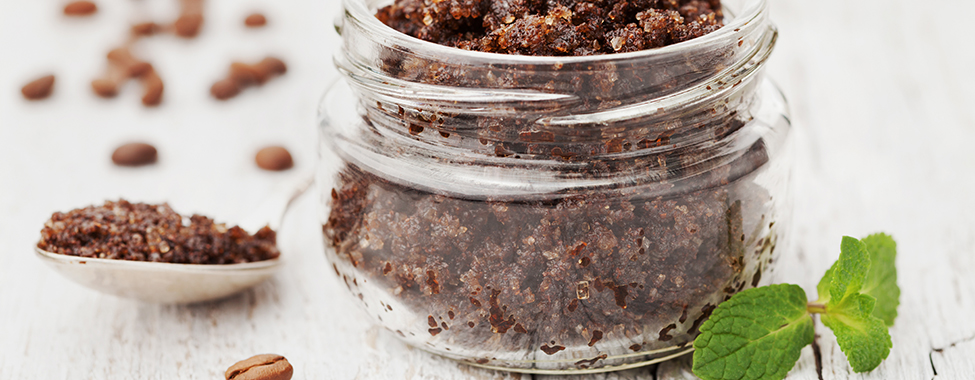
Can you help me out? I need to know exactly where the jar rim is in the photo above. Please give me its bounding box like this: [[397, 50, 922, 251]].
[[340, 0, 768, 65], [325, 0, 783, 199]]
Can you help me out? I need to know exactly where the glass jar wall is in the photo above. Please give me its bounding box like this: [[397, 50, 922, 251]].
[[318, 0, 791, 373]]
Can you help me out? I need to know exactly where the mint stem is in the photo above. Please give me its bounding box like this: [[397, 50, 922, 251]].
[[807, 302, 827, 314]]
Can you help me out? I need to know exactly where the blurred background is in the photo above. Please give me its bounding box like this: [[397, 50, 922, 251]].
[[1, 0, 974, 378]]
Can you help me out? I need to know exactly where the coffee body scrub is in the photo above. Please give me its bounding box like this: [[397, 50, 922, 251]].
[[377, 0, 723, 55], [319, 0, 791, 372], [38, 200, 279, 264]]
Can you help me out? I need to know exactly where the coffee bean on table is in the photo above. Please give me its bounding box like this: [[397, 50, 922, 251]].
[[255, 146, 293, 171], [141, 69, 164, 106], [64, 1, 97, 16], [112, 142, 157, 167], [91, 47, 153, 99], [225, 354, 293, 380], [174, 13, 203, 38], [229, 63, 262, 86], [21, 75, 55, 100], [210, 78, 241, 100], [174, 0, 204, 38], [91, 79, 118, 98], [131, 22, 160, 37], [244, 13, 267, 28], [211, 56, 287, 100], [254, 57, 287, 78], [107, 48, 152, 78]]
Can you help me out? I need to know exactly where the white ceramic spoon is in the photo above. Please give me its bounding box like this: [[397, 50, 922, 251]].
[[35, 174, 314, 304]]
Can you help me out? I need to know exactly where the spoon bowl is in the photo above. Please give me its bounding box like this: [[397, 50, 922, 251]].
[[36, 246, 281, 303], [34, 173, 313, 304]]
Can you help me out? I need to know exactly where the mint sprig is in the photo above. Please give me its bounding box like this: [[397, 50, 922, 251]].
[[820, 293, 891, 372], [692, 234, 900, 380], [813, 236, 892, 372], [693, 285, 814, 380], [859, 233, 900, 325]]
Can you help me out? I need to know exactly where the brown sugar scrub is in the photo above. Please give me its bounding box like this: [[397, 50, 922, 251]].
[[320, 0, 789, 372], [376, 0, 723, 55], [323, 152, 778, 369], [38, 200, 279, 264]]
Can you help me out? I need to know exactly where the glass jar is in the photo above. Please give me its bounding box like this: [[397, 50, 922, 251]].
[[318, 0, 791, 373]]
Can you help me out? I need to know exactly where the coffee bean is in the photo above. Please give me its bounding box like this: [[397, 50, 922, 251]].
[[107, 48, 152, 78], [229, 63, 262, 86], [174, 0, 204, 37], [225, 354, 293, 380], [64, 1, 97, 16], [21, 75, 55, 100], [210, 56, 287, 100], [255, 146, 293, 171], [255, 57, 287, 78], [91, 78, 118, 98], [244, 13, 267, 28], [210, 78, 241, 100], [174, 13, 203, 38], [141, 69, 164, 106], [131, 22, 160, 36], [112, 143, 157, 167]]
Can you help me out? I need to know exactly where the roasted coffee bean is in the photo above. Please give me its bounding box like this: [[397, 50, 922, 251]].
[[141, 69, 163, 106], [225, 354, 293, 380], [93, 48, 155, 103], [112, 142, 157, 167], [107, 48, 152, 78], [229, 63, 262, 86], [64, 1, 97, 16], [244, 13, 267, 28], [91, 78, 118, 98], [255, 146, 293, 171], [131, 22, 160, 36], [174, 14, 203, 37], [211, 57, 286, 100], [174, 0, 204, 38], [254, 57, 287, 78], [21, 75, 55, 100], [210, 78, 240, 100]]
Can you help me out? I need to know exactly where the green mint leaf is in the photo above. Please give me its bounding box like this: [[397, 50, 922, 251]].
[[821, 293, 892, 372], [859, 233, 899, 326], [693, 284, 814, 380], [826, 236, 870, 306], [815, 263, 835, 305]]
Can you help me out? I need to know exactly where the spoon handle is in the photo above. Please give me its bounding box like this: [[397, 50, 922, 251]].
[[238, 172, 315, 234]]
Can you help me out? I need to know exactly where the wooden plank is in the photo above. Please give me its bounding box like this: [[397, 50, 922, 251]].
[[759, 0, 975, 379], [930, 338, 975, 379], [1, 0, 974, 378]]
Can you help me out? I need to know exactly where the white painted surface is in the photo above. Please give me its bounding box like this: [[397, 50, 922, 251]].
[[0, 0, 972, 379]]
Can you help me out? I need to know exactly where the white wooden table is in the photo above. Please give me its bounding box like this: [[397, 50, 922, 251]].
[[1, 0, 973, 378]]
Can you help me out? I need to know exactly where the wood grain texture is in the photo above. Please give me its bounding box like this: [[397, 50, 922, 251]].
[[1, 0, 974, 379]]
